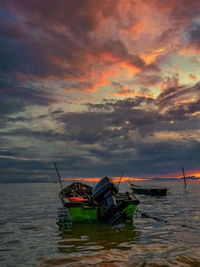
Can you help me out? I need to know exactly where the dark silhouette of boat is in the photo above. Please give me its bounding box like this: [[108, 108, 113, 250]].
[[128, 182, 167, 196]]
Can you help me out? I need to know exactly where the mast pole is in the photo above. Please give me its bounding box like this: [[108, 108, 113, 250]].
[[53, 161, 63, 190], [117, 172, 124, 187]]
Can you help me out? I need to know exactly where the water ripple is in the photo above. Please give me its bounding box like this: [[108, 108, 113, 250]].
[[0, 181, 200, 266]]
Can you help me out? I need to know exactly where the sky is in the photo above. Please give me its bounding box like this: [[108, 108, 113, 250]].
[[1, 0, 200, 182]]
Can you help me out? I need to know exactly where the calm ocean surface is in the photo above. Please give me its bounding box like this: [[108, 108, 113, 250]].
[[0, 181, 200, 266]]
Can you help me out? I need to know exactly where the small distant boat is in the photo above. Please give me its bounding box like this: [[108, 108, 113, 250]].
[[128, 182, 167, 196], [59, 176, 140, 225]]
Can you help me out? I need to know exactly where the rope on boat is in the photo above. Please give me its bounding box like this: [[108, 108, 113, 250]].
[[135, 208, 198, 230]]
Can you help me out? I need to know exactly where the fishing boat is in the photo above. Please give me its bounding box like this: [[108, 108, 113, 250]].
[[128, 182, 167, 196], [59, 176, 139, 225]]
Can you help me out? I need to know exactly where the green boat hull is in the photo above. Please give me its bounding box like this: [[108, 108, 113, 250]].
[[58, 181, 140, 224], [68, 203, 137, 222]]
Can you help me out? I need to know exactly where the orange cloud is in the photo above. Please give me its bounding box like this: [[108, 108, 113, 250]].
[[119, 61, 142, 75], [148, 169, 200, 179], [153, 0, 176, 13], [121, 21, 146, 40], [87, 69, 119, 92], [129, 21, 144, 34], [140, 48, 166, 65], [188, 74, 197, 80], [179, 45, 200, 59], [86, 52, 118, 65], [115, 89, 154, 98], [122, 85, 129, 91], [113, 177, 150, 182], [87, 52, 142, 76], [181, 170, 200, 178]]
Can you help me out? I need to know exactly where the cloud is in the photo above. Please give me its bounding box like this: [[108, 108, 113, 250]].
[[0, 1, 118, 77], [187, 20, 200, 48], [0, 0, 163, 91], [157, 82, 200, 113], [115, 88, 154, 98], [188, 74, 197, 80], [102, 40, 146, 69], [1, 1, 200, 181], [134, 74, 162, 87], [1, 92, 200, 180]]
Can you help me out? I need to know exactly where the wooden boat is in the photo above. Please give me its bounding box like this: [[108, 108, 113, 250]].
[[128, 182, 167, 196], [59, 176, 139, 225]]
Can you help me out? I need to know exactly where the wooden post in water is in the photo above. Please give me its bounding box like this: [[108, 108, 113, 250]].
[[181, 167, 187, 188], [53, 161, 63, 190]]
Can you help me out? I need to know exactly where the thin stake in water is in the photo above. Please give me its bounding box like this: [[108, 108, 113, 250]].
[[53, 161, 63, 190], [182, 166, 187, 188]]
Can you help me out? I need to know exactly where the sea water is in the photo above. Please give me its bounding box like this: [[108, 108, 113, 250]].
[[0, 181, 200, 266]]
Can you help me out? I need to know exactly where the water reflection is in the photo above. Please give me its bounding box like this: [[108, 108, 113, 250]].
[[57, 207, 140, 253]]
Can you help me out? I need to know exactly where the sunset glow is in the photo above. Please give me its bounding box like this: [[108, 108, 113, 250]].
[[62, 177, 151, 183], [62, 173, 200, 183]]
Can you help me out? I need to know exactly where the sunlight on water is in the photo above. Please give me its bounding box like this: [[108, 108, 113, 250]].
[[0, 181, 200, 266]]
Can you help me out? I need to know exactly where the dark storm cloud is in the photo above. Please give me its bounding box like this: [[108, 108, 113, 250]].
[[1, 92, 200, 181], [165, 99, 200, 122], [0, 107, 28, 129], [102, 40, 146, 69], [0, 0, 118, 78], [55, 122, 200, 178], [1, 0, 116, 35], [0, 18, 50, 75], [0, 72, 57, 130], [0, 72, 27, 126], [0, 0, 160, 109], [0, 0, 160, 84], [169, 0, 200, 27], [0, 97, 161, 144], [1, 137, 199, 181], [0, 0, 199, 82], [54, 96, 197, 146], [0, 19, 77, 77], [134, 74, 162, 87], [157, 82, 200, 114], [0, 156, 52, 182], [0, 98, 25, 116], [187, 20, 200, 48], [87, 97, 149, 112], [0, 70, 57, 110], [12, 85, 57, 106], [130, 140, 200, 175], [2, 82, 199, 147]]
